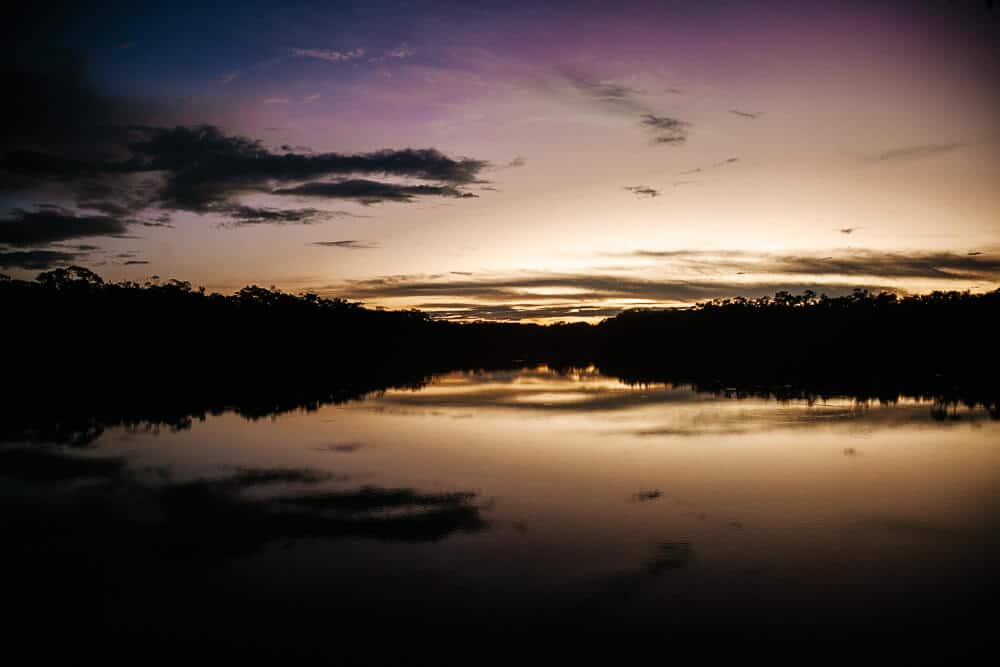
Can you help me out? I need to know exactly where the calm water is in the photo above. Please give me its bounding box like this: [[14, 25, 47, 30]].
[[4, 366, 998, 661]]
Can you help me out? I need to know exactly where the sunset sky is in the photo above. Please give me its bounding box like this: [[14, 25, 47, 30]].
[[2, 0, 998, 321]]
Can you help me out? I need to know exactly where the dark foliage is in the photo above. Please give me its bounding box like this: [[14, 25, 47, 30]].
[[2, 269, 997, 432]]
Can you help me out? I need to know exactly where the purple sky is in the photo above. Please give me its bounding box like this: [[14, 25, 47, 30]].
[[2, 0, 998, 320]]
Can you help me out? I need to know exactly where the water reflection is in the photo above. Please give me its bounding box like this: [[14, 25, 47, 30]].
[[3, 366, 998, 661]]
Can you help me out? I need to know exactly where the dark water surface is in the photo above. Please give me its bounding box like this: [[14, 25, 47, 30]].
[[4, 367, 997, 663]]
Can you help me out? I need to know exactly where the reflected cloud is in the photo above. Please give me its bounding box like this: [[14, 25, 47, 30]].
[[0, 450, 490, 563]]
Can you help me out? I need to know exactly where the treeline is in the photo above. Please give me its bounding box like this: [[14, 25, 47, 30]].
[[2, 267, 998, 415]]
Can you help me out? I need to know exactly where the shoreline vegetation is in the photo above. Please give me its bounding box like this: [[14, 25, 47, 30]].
[[3, 266, 998, 439]]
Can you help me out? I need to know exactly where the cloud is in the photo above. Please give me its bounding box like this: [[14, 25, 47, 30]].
[[2, 453, 488, 562], [639, 114, 690, 145], [628, 249, 1000, 281], [289, 48, 365, 62], [123, 260, 150, 265], [0, 53, 138, 163], [214, 205, 352, 225], [274, 179, 479, 205], [263, 97, 290, 104], [303, 93, 322, 103], [872, 143, 965, 162], [561, 72, 691, 145], [0, 208, 129, 246], [623, 186, 660, 198], [370, 44, 416, 63], [385, 44, 415, 59], [324, 248, 1000, 320], [677, 157, 737, 175], [335, 271, 895, 306], [764, 251, 1000, 280], [217, 71, 240, 85], [122, 126, 488, 211], [730, 109, 761, 119], [312, 240, 378, 249], [562, 72, 650, 114], [411, 302, 628, 321], [0, 249, 84, 269], [507, 156, 526, 168], [1, 59, 490, 223]]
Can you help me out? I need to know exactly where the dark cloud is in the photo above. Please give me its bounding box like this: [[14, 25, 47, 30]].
[[629, 249, 1000, 281], [123, 260, 150, 265], [507, 156, 526, 168], [640, 114, 690, 145], [2, 453, 489, 562], [336, 272, 894, 306], [55, 243, 101, 251], [312, 240, 378, 249], [314, 443, 366, 453], [0, 249, 83, 270], [730, 109, 761, 119], [0, 53, 139, 163], [764, 251, 1000, 280], [624, 186, 660, 198], [215, 205, 340, 225], [122, 126, 487, 211], [873, 143, 965, 162], [562, 73, 691, 146], [1, 59, 490, 221], [274, 179, 479, 205], [0, 208, 128, 246]]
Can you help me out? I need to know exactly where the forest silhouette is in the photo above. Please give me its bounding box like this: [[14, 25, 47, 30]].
[[2, 266, 998, 432]]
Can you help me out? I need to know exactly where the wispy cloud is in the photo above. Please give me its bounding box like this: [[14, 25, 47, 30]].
[[624, 186, 660, 198], [640, 114, 690, 145], [872, 143, 965, 162], [369, 44, 416, 63], [676, 157, 738, 175], [730, 109, 761, 119], [312, 240, 378, 249], [627, 248, 1000, 281], [289, 47, 365, 63], [561, 72, 691, 146]]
